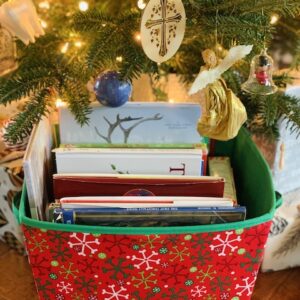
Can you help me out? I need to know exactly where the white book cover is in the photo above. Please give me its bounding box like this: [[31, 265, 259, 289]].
[[60, 196, 234, 209], [54, 147, 203, 176], [23, 118, 53, 220], [59, 102, 202, 145]]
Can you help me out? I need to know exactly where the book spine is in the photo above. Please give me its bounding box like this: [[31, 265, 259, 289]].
[[60, 143, 204, 149], [55, 153, 203, 176], [61, 209, 75, 224], [60, 206, 246, 226], [61, 206, 246, 214]]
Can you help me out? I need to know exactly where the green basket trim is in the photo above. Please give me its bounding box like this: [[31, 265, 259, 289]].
[[15, 127, 276, 235], [18, 185, 274, 235]]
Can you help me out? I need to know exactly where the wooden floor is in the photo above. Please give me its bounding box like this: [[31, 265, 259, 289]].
[[0, 241, 299, 300]]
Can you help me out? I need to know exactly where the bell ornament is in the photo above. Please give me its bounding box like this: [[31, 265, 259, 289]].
[[242, 49, 278, 95]]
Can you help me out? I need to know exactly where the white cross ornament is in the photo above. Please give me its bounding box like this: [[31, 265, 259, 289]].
[[141, 0, 186, 63]]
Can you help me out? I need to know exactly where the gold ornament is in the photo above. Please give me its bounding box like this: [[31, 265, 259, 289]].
[[193, 49, 248, 141]]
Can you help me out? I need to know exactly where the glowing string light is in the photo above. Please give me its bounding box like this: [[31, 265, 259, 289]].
[[61, 42, 70, 54], [137, 0, 146, 10], [270, 14, 279, 25], [135, 33, 141, 41], [74, 41, 83, 48], [79, 1, 89, 12], [39, 1, 50, 10], [40, 20, 47, 29], [55, 98, 66, 108]]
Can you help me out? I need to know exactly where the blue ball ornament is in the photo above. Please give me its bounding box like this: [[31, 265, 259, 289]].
[[94, 71, 132, 107]]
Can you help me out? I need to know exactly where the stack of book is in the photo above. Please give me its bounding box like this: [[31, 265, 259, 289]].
[[49, 102, 246, 227]]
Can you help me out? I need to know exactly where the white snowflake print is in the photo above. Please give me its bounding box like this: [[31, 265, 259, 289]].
[[56, 294, 64, 300], [68, 233, 100, 256], [209, 231, 241, 256], [88, 295, 98, 300], [191, 285, 207, 297], [127, 249, 160, 270], [102, 284, 129, 300], [220, 292, 230, 299], [235, 277, 256, 296], [57, 281, 73, 294]]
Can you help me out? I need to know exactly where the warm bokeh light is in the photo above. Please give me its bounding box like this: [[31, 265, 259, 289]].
[[135, 33, 141, 41], [74, 41, 83, 48], [79, 1, 89, 12], [40, 20, 48, 29], [116, 56, 123, 62], [55, 98, 66, 108], [38, 1, 50, 10], [60, 42, 70, 54], [270, 14, 279, 24], [137, 0, 146, 10]]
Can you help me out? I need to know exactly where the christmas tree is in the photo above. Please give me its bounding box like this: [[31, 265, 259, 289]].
[[0, 0, 300, 143]]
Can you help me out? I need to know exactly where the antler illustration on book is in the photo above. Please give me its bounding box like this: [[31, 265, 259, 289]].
[[95, 113, 163, 143]]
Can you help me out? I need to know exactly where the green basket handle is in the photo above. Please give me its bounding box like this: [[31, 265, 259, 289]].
[[13, 192, 22, 225], [275, 191, 283, 209]]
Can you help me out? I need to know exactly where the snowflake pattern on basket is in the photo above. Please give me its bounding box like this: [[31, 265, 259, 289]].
[[23, 222, 271, 300]]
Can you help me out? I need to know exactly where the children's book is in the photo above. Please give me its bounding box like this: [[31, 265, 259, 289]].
[[59, 102, 202, 145], [53, 147, 203, 175], [23, 118, 53, 220], [59, 196, 234, 209], [53, 173, 225, 199], [209, 157, 237, 203], [54, 206, 246, 226]]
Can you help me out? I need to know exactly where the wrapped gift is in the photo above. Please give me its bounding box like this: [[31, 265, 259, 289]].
[[261, 190, 300, 271], [272, 87, 300, 194], [255, 85, 300, 271]]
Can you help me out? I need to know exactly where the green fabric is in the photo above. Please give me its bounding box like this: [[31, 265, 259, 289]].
[[222, 128, 275, 219], [14, 127, 277, 235]]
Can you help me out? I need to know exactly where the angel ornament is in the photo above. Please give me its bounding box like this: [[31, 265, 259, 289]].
[[189, 45, 253, 141]]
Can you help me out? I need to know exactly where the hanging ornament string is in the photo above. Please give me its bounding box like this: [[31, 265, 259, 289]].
[[241, 8, 278, 95], [214, 9, 219, 51], [262, 8, 268, 52]]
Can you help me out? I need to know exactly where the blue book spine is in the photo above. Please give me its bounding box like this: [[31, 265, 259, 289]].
[[61, 209, 75, 224]]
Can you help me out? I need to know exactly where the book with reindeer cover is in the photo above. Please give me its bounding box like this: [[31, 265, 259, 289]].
[[53, 147, 203, 175], [59, 102, 202, 145]]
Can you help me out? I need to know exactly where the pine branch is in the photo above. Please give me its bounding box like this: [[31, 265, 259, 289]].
[[119, 42, 147, 81], [4, 89, 52, 143], [276, 93, 300, 137], [62, 79, 91, 126], [87, 25, 119, 70], [0, 67, 59, 105], [237, 0, 300, 17], [73, 11, 113, 32]]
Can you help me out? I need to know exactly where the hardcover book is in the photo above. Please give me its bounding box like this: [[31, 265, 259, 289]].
[[59, 102, 202, 145], [23, 118, 53, 220], [54, 206, 246, 227], [53, 147, 203, 175], [53, 174, 225, 199], [209, 157, 237, 202], [59, 196, 234, 209]]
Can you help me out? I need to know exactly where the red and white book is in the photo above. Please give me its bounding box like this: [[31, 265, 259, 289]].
[[59, 196, 234, 209]]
